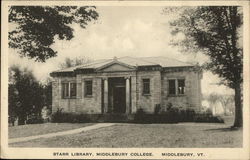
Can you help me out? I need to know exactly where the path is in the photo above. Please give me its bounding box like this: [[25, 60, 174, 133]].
[[9, 123, 115, 144], [176, 122, 227, 127]]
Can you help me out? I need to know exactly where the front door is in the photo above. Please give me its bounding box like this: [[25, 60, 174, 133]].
[[113, 85, 126, 113]]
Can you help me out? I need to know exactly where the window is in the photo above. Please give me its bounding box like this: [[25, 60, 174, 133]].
[[178, 79, 185, 95], [70, 83, 77, 97], [168, 79, 185, 95], [143, 79, 150, 95], [85, 80, 93, 96], [62, 82, 76, 98], [168, 80, 176, 95], [62, 83, 69, 98]]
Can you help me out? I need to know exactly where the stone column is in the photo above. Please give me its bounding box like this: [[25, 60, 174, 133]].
[[58, 78, 61, 109], [125, 77, 130, 114], [103, 78, 108, 113]]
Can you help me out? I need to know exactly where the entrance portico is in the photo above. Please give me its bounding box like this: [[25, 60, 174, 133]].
[[103, 76, 131, 114]]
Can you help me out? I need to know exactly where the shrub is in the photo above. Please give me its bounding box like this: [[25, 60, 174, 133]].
[[26, 115, 43, 124], [178, 108, 196, 122], [155, 107, 179, 123], [205, 108, 213, 116], [133, 108, 152, 124], [154, 104, 161, 114], [166, 102, 173, 110], [51, 108, 92, 123], [51, 108, 64, 122], [51, 107, 224, 124], [194, 113, 224, 123]]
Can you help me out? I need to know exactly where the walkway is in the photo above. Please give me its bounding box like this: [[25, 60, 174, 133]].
[[9, 123, 115, 144]]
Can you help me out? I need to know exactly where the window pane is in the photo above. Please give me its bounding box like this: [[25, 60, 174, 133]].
[[85, 80, 92, 96], [169, 80, 176, 95], [70, 83, 77, 97], [178, 79, 185, 94], [143, 79, 150, 94], [62, 83, 69, 98]]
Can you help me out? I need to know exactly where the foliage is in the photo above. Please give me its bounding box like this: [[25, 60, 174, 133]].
[[51, 106, 224, 124], [218, 94, 234, 115], [9, 6, 98, 62], [26, 114, 44, 124], [204, 93, 235, 115], [154, 104, 161, 114], [134, 106, 221, 124], [178, 108, 196, 122], [8, 65, 52, 125], [166, 6, 243, 127], [207, 93, 220, 104], [133, 108, 153, 124], [51, 108, 99, 123], [168, 6, 242, 88], [194, 114, 224, 123], [59, 56, 92, 69], [205, 108, 213, 115]]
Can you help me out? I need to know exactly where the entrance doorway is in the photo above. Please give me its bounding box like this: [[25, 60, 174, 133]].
[[108, 77, 126, 113]]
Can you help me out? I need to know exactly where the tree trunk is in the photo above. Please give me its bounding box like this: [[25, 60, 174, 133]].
[[233, 82, 242, 128]]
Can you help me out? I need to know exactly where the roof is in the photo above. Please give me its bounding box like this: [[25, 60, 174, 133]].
[[52, 56, 194, 73]]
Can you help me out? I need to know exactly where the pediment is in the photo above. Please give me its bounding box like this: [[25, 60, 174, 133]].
[[96, 62, 135, 72]]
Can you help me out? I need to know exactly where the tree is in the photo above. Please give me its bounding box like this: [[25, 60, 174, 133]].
[[8, 65, 45, 125], [59, 56, 92, 69], [9, 6, 98, 62], [40, 77, 53, 109], [167, 6, 243, 127], [207, 93, 220, 115], [218, 94, 234, 115]]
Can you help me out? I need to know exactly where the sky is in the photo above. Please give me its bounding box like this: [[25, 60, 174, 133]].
[[8, 6, 234, 95]]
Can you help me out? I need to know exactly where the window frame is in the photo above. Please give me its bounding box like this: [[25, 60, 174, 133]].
[[168, 79, 176, 95], [62, 81, 77, 99], [84, 80, 93, 97], [177, 79, 185, 95], [142, 78, 151, 95], [70, 82, 77, 98], [168, 78, 186, 96]]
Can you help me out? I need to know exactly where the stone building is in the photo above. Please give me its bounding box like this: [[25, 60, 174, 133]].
[[50, 56, 203, 114]]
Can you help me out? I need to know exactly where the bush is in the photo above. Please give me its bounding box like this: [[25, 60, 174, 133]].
[[194, 113, 224, 123], [51, 108, 92, 123], [134, 106, 223, 124], [205, 108, 213, 116], [154, 104, 161, 114], [51, 107, 224, 124], [154, 107, 179, 123], [133, 108, 153, 124], [134, 107, 179, 124], [26, 115, 43, 124], [178, 108, 196, 122]]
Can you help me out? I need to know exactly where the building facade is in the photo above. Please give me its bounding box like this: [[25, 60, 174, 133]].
[[50, 56, 203, 114]]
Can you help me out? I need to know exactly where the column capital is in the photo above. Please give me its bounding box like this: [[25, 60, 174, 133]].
[[102, 77, 108, 81], [124, 76, 130, 80]]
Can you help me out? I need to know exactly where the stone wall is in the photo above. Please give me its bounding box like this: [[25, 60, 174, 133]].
[[51, 75, 102, 114], [51, 77, 60, 113], [52, 76, 78, 113], [76, 74, 102, 113], [136, 71, 161, 113], [161, 69, 202, 112]]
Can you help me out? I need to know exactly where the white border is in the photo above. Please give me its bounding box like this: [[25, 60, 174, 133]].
[[1, 1, 249, 159]]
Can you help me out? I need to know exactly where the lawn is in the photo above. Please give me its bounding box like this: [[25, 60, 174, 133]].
[[10, 117, 242, 148], [9, 123, 93, 138]]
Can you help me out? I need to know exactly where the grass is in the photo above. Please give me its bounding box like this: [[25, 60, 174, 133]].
[[9, 116, 242, 148], [9, 123, 93, 138]]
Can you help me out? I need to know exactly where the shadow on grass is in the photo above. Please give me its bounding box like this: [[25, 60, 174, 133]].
[[205, 127, 242, 132]]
